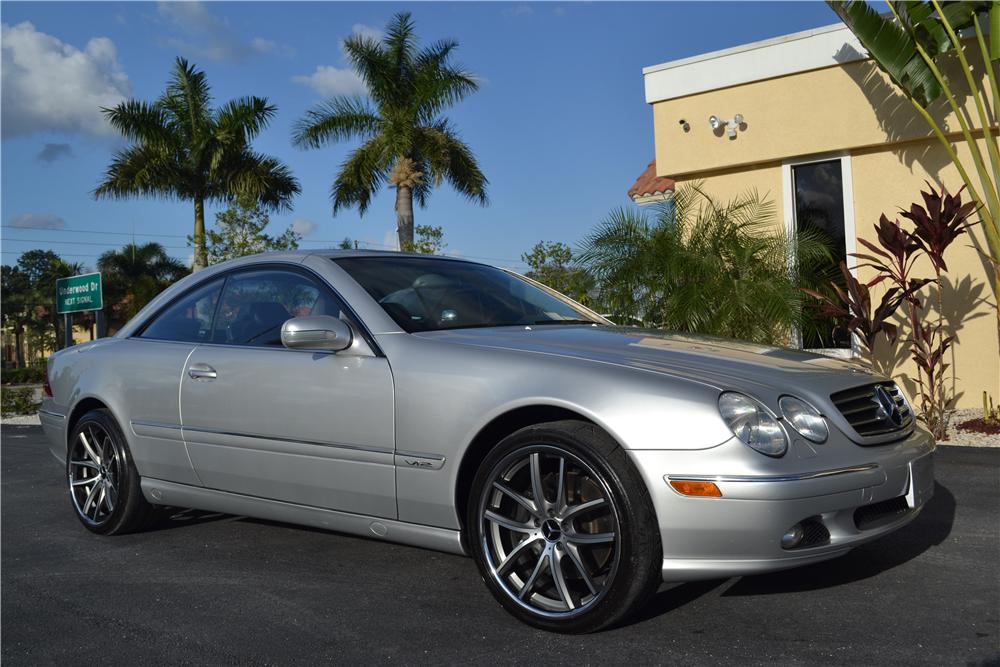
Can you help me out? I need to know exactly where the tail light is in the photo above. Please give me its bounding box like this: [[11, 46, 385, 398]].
[[43, 369, 53, 398]]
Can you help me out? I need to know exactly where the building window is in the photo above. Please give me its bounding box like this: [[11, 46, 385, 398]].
[[783, 154, 855, 352]]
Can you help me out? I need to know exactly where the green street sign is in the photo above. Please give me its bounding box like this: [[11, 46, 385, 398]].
[[56, 272, 103, 314]]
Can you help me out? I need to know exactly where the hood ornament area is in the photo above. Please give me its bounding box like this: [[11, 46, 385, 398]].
[[872, 386, 903, 426]]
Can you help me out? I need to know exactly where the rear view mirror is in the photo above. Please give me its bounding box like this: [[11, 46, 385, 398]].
[[280, 315, 353, 352]]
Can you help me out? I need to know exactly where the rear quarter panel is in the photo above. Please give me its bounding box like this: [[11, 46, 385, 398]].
[[44, 337, 200, 485]]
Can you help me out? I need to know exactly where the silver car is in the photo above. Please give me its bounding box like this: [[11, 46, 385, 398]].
[[40, 251, 935, 633]]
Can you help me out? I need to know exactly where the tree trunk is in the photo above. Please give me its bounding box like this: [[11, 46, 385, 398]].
[[14, 326, 24, 369], [193, 196, 207, 272], [395, 185, 414, 250]]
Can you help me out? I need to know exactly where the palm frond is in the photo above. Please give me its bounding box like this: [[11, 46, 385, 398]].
[[213, 151, 300, 211], [331, 138, 391, 216], [101, 100, 172, 145], [94, 144, 186, 201], [291, 97, 382, 148], [414, 122, 488, 204], [579, 185, 832, 342], [215, 96, 277, 144]]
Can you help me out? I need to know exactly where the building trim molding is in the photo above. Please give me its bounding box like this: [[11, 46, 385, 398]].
[[643, 22, 868, 104]]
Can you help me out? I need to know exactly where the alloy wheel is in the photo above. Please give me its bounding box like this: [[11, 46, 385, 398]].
[[478, 445, 621, 618], [68, 422, 121, 525]]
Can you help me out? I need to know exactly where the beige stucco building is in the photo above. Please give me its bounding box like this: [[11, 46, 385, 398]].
[[633, 22, 998, 409]]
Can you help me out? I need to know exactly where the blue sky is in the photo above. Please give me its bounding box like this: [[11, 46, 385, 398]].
[[1, 1, 837, 271]]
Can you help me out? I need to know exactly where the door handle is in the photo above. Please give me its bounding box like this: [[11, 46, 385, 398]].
[[188, 363, 217, 380]]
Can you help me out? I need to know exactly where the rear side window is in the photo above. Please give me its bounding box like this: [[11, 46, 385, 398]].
[[139, 278, 224, 343], [213, 269, 347, 347]]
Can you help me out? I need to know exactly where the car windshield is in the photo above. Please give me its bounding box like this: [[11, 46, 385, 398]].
[[334, 256, 604, 333]]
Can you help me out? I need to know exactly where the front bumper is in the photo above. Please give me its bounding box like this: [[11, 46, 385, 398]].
[[628, 427, 936, 582]]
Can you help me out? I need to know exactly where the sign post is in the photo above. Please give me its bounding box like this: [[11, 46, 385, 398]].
[[56, 272, 104, 348]]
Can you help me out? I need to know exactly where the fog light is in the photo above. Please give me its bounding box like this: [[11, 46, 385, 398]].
[[781, 524, 805, 549]]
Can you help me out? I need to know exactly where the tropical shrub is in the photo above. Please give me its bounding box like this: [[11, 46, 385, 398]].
[[0, 365, 46, 385], [521, 241, 595, 304], [578, 185, 832, 344], [805, 184, 976, 438], [199, 196, 301, 264], [1, 387, 40, 417]]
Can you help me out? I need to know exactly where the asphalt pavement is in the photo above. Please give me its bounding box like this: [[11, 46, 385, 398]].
[[2, 424, 998, 665]]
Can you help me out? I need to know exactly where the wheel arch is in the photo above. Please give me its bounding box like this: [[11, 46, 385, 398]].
[[455, 404, 621, 533], [66, 396, 113, 450]]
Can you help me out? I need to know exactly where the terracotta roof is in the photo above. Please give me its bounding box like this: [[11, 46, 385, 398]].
[[628, 160, 675, 204]]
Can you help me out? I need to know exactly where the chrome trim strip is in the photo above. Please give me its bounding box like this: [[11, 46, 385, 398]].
[[131, 420, 182, 431], [666, 462, 880, 484], [180, 424, 394, 456], [394, 451, 446, 470], [38, 409, 66, 420]]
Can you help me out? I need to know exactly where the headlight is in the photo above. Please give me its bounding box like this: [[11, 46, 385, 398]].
[[778, 395, 829, 443], [718, 392, 788, 457]]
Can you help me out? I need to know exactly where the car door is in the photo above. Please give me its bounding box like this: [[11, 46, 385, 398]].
[[179, 266, 397, 518], [122, 275, 227, 486]]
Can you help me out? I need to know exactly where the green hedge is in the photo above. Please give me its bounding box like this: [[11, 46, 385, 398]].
[[1, 365, 46, 385], [1, 387, 40, 417]]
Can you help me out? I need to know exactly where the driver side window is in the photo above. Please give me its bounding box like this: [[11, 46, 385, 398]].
[[213, 268, 346, 347]]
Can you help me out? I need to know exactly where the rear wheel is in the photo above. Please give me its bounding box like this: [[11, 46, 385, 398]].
[[467, 420, 662, 633], [67, 409, 153, 535]]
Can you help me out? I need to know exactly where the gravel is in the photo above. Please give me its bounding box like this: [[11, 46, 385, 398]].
[[943, 408, 1000, 448]]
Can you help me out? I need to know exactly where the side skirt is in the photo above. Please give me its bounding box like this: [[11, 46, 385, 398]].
[[140, 478, 467, 556]]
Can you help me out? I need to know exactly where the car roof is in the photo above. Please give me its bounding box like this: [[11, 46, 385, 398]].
[[305, 249, 478, 263]]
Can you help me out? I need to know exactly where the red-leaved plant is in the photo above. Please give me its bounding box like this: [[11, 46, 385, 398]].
[[805, 183, 976, 439]]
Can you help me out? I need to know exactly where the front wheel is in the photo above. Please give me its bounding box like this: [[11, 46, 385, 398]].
[[467, 420, 662, 633]]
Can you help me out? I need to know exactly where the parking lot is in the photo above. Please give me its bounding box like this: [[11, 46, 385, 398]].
[[2, 424, 997, 665]]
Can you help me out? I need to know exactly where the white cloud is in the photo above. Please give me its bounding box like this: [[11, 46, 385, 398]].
[[1, 22, 130, 137], [293, 65, 366, 98], [294, 24, 382, 98], [9, 213, 67, 230], [157, 1, 286, 62], [290, 218, 319, 236], [350, 23, 383, 44]]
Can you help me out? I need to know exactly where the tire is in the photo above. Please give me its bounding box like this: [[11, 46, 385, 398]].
[[66, 408, 154, 535], [467, 419, 662, 633]]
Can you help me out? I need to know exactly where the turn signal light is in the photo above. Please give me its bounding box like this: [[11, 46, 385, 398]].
[[669, 480, 722, 497]]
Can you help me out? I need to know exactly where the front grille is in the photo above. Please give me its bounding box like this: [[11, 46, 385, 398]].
[[854, 496, 911, 530], [831, 381, 913, 440]]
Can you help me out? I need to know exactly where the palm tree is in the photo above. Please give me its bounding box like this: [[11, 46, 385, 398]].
[[577, 185, 833, 345], [97, 242, 188, 331], [292, 12, 488, 249], [95, 57, 300, 271]]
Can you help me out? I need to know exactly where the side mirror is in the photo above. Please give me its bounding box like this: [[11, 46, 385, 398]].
[[280, 315, 353, 352]]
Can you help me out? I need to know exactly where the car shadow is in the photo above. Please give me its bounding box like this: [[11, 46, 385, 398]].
[[145, 507, 237, 532], [722, 481, 956, 596]]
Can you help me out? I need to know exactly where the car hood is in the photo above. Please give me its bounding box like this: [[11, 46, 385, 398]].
[[417, 325, 884, 396]]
